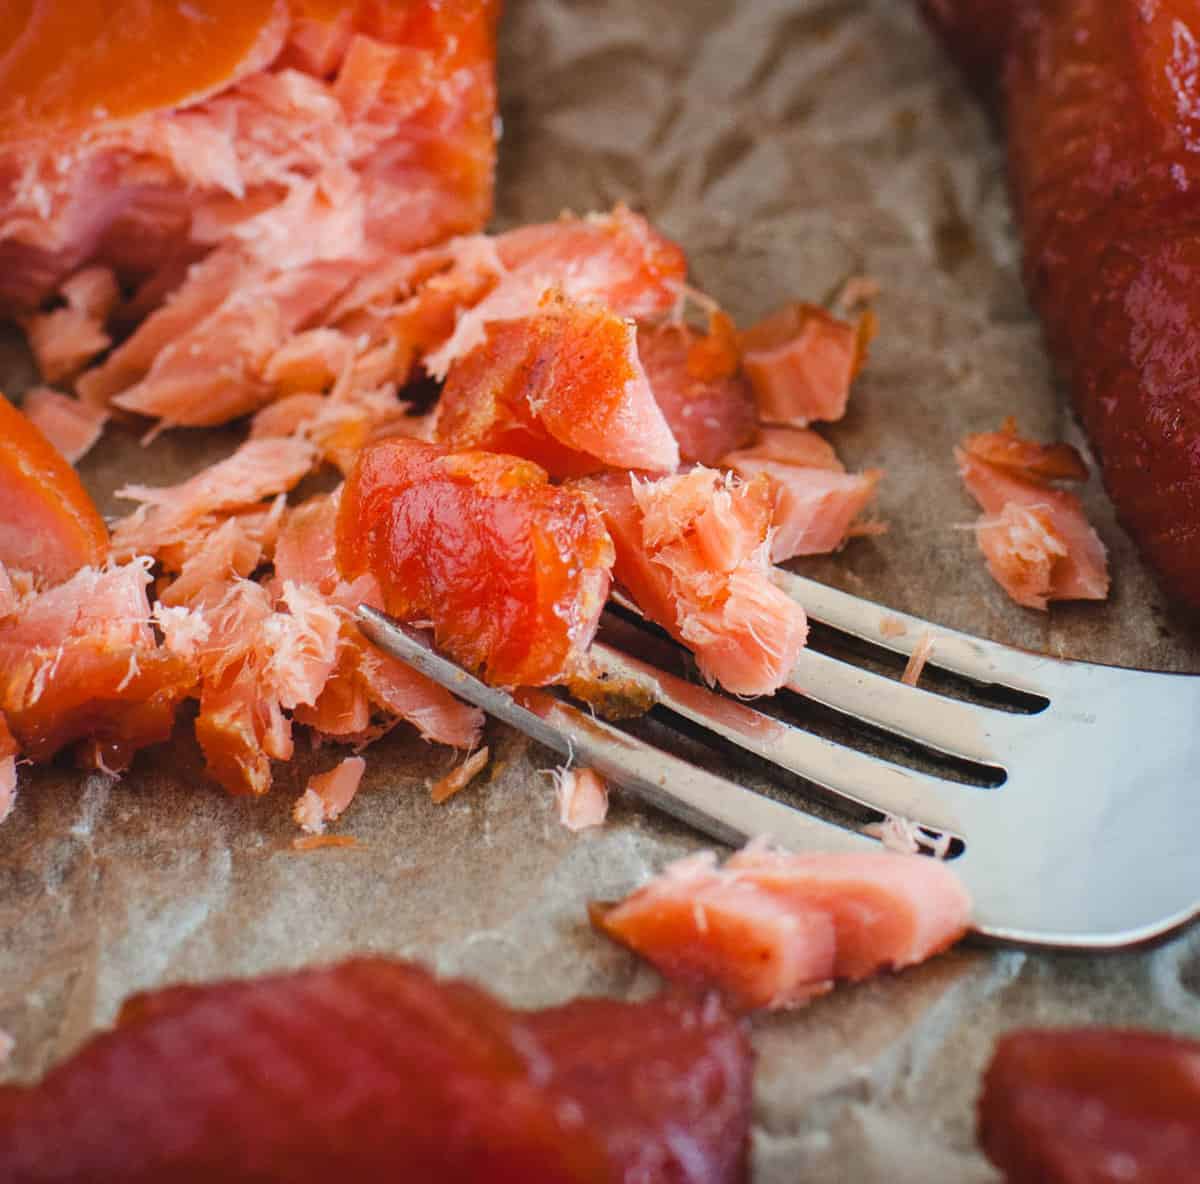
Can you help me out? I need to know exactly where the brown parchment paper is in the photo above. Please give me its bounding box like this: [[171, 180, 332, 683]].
[[3, 2, 1199, 1179]]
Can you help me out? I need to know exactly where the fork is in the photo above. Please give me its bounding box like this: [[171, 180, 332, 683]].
[[356, 571, 1200, 951]]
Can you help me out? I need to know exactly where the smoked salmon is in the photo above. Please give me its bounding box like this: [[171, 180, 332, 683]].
[[739, 302, 867, 427], [0, 957, 754, 1184], [0, 561, 195, 773], [19, 387, 107, 464], [978, 1028, 1200, 1184], [919, 0, 1200, 610], [579, 468, 808, 696], [592, 843, 972, 1012], [635, 322, 758, 466], [957, 423, 1108, 610], [293, 754, 366, 833], [338, 438, 614, 688], [436, 296, 680, 476], [554, 767, 609, 832], [0, 397, 108, 584], [722, 428, 882, 562]]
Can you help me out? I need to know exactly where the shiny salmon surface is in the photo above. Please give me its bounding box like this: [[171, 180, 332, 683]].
[[979, 1028, 1200, 1184], [0, 957, 753, 1184], [338, 437, 614, 687]]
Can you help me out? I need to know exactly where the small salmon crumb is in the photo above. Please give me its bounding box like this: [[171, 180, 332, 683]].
[[554, 766, 609, 832], [291, 834, 360, 852], [901, 633, 935, 687], [836, 275, 881, 311], [879, 614, 908, 639], [293, 755, 366, 834], [430, 746, 489, 804]]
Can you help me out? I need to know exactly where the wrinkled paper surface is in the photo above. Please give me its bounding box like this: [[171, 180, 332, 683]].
[[3, 2, 1199, 1178]]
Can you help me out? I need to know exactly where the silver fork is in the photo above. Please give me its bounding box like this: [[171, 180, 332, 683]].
[[356, 572, 1200, 951]]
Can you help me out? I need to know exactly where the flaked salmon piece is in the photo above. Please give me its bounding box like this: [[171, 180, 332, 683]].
[[264, 582, 342, 711], [581, 469, 808, 696], [593, 844, 971, 1010], [1, 0, 499, 318], [274, 489, 483, 748], [901, 634, 936, 688], [157, 517, 266, 608], [20, 387, 108, 464], [741, 302, 863, 426], [962, 417, 1089, 483], [261, 327, 354, 394], [635, 322, 758, 466], [554, 767, 609, 832], [251, 392, 329, 439], [293, 754, 366, 833], [430, 746, 490, 804], [422, 207, 688, 379], [591, 851, 837, 1011], [0, 561, 194, 772], [23, 309, 112, 385], [339, 438, 615, 688], [0, 396, 108, 584], [0, 713, 18, 826], [59, 266, 120, 321], [724, 426, 843, 471], [108, 261, 352, 429], [438, 296, 680, 476], [725, 844, 972, 980], [723, 455, 882, 562], [112, 436, 315, 561], [957, 445, 1109, 609], [0, 563, 16, 619]]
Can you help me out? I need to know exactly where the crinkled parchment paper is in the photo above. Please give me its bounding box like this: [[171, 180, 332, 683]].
[[3, 2, 1199, 1178]]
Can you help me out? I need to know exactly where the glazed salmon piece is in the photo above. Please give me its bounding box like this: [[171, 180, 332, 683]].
[[957, 441, 1109, 610], [275, 490, 484, 748], [979, 1028, 1200, 1184], [438, 297, 680, 476], [740, 302, 865, 426], [338, 438, 615, 688], [635, 322, 758, 466], [580, 469, 808, 696], [0, 396, 108, 584], [0, 562, 194, 774], [591, 853, 837, 1011], [20, 388, 107, 464], [0, 957, 753, 1184], [594, 845, 971, 1011]]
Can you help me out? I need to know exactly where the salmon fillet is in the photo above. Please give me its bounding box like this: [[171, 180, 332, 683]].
[[0, 957, 754, 1184]]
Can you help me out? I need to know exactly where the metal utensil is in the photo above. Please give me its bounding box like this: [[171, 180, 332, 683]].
[[356, 572, 1200, 951]]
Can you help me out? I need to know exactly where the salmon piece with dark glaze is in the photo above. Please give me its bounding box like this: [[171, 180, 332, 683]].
[[338, 438, 614, 688], [0, 957, 753, 1184], [579, 468, 807, 696], [979, 1028, 1200, 1184], [0, 397, 108, 584], [437, 296, 679, 476]]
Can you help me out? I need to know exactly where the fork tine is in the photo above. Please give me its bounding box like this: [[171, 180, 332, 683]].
[[787, 648, 1016, 767], [594, 642, 980, 836], [355, 606, 876, 855], [773, 569, 1057, 695]]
